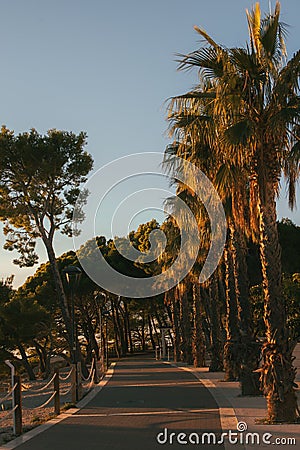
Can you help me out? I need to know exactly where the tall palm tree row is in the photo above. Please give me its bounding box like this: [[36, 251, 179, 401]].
[[164, 89, 261, 389], [165, 1, 300, 422], [164, 69, 261, 390]]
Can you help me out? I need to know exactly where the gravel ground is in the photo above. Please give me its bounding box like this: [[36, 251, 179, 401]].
[[0, 406, 55, 446]]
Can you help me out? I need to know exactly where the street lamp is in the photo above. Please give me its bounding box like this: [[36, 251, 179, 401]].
[[62, 265, 82, 401]]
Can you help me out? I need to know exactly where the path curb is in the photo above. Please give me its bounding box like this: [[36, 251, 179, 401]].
[[166, 362, 245, 450]]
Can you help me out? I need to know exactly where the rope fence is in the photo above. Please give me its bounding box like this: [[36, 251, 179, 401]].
[[60, 384, 74, 397], [82, 368, 96, 391], [0, 405, 19, 424], [0, 358, 100, 437], [59, 366, 74, 382], [0, 383, 17, 404], [81, 359, 95, 382], [35, 391, 57, 409], [21, 373, 57, 393], [0, 375, 22, 435]]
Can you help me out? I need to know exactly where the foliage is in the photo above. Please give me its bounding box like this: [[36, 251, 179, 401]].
[[0, 126, 93, 266]]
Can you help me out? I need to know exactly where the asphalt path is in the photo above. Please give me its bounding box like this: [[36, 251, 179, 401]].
[[14, 356, 224, 450]]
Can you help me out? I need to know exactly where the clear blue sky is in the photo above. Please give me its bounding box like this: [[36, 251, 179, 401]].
[[0, 0, 299, 286]]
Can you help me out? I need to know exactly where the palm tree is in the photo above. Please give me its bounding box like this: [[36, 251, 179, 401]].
[[173, 1, 299, 421], [160, 187, 205, 366], [204, 271, 224, 372], [166, 85, 259, 387], [215, 164, 261, 392], [191, 282, 206, 367]]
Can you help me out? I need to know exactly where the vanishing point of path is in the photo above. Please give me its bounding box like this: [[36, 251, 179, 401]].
[[14, 356, 224, 450]]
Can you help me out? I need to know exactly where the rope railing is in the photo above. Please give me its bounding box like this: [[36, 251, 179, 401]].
[[0, 405, 19, 424], [31, 391, 57, 410], [0, 374, 22, 435], [0, 359, 105, 437], [87, 369, 96, 390], [60, 382, 74, 397], [22, 390, 55, 400], [0, 383, 17, 404], [81, 359, 95, 382], [59, 366, 74, 381], [21, 373, 57, 393], [81, 365, 97, 392]]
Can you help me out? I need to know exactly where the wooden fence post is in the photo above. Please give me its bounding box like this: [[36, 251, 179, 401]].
[[13, 375, 22, 436], [77, 362, 82, 401], [71, 364, 77, 404], [54, 369, 60, 415]]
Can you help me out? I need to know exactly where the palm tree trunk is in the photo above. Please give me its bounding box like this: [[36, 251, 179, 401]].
[[179, 283, 193, 365], [223, 242, 241, 381], [169, 289, 180, 362], [192, 283, 205, 367], [204, 274, 223, 371], [257, 179, 298, 422], [230, 223, 261, 395]]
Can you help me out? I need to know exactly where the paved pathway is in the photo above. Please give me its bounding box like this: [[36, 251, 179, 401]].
[[13, 356, 224, 450]]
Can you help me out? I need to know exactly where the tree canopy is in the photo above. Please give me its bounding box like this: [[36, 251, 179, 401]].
[[0, 126, 93, 266]]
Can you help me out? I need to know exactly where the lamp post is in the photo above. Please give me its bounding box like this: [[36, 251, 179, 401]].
[[62, 265, 82, 401]]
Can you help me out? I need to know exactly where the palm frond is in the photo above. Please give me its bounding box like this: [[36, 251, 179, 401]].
[[246, 2, 262, 58], [273, 50, 300, 98], [162, 143, 181, 178], [223, 120, 253, 146], [176, 47, 224, 79], [283, 142, 300, 210], [269, 105, 300, 130], [261, 8, 279, 59], [261, 1, 288, 62], [230, 47, 265, 81], [174, 114, 212, 128], [193, 26, 221, 50], [214, 164, 241, 197], [171, 91, 216, 101], [289, 141, 300, 165]]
